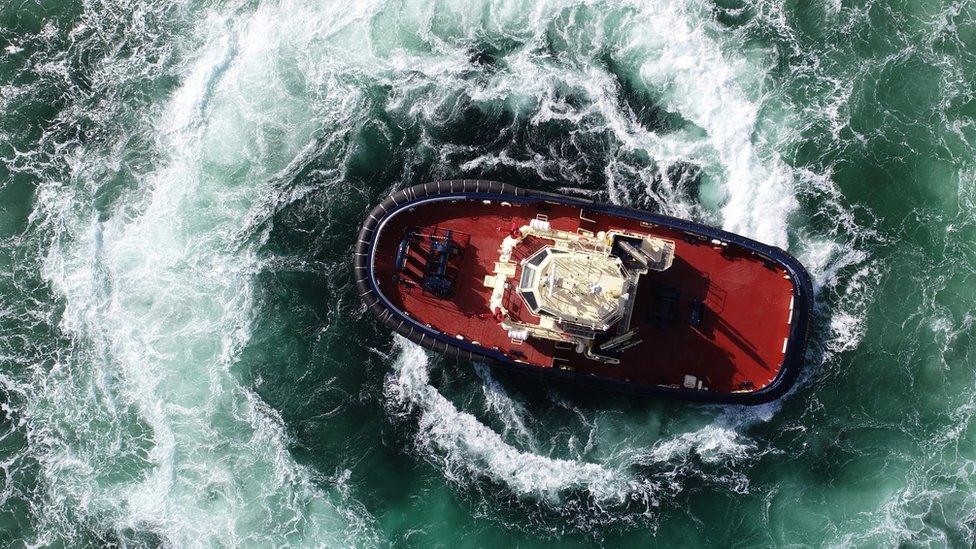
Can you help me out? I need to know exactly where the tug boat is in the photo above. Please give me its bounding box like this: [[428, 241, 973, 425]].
[[356, 181, 812, 404]]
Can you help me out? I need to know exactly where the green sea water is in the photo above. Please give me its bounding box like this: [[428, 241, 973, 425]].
[[1, 0, 975, 546]]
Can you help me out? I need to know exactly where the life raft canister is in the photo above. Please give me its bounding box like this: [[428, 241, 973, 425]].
[[493, 307, 506, 323], [508, 221, 522, 239]]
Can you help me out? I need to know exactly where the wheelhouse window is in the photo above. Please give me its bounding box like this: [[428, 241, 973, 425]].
[[527, 249, 549, 266], [520, 266, 537, 290]]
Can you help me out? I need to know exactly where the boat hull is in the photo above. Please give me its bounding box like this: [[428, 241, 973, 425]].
[[355, 181, 813, 405]]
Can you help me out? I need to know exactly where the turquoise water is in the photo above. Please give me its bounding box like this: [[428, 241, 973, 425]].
[[1, 0, 974, 546]]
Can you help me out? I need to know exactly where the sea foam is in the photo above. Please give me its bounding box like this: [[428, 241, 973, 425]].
[[27, 2, 376, 545]]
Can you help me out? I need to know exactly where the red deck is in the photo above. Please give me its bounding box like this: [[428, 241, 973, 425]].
[[373, 199, 795, 394]]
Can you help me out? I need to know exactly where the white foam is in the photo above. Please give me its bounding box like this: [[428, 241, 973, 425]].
[[619, 0, 798, 246], [472, 363, 537, 451], [28, 2, 376, 545], [650, 425, 754, 465], [386, 338, 632, 503], [375, 0, 798, 244]]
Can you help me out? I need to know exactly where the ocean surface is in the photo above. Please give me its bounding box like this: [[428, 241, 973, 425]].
[[1, 0, 974, 546]]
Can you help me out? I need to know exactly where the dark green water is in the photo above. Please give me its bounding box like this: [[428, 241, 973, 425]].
[[1, 0, 975, 546]]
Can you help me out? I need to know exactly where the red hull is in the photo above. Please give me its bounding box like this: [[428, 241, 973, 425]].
[[357, 181, 812, 403]]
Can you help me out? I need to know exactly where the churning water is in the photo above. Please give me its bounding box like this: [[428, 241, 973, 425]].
[[1, 0, 975, 546]]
